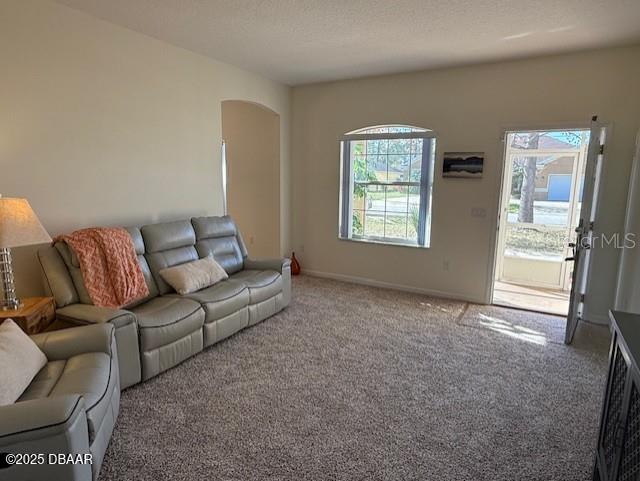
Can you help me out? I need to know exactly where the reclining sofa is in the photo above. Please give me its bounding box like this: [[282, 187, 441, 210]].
[[37, 216, 291, 388], [0, 324, 119, 481]]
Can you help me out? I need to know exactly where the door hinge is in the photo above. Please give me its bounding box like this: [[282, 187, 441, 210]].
[[599, 144, 605, 155], [580, 294, 586, 303]]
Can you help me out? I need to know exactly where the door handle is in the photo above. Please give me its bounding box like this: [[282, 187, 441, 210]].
[[565, 257, 575, 262]]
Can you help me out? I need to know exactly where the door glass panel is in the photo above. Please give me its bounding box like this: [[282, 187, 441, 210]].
[[509, 130, 584, 150], [504, 224, 566, 260], [503, 153, 577, 264], [506, 154, 574, 227], [493, 129, 591, 317]]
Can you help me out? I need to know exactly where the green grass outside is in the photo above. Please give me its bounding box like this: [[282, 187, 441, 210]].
[[505, 225, 566, 257]]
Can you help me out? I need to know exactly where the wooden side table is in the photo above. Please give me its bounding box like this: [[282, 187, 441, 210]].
[[0, 297, 56, 334]]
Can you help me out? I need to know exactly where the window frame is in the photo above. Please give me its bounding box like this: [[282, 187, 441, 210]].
[[338, 128, 436, 248]]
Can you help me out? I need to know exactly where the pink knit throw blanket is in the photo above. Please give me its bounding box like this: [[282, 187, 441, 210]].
[[58, 227, 149, 308]]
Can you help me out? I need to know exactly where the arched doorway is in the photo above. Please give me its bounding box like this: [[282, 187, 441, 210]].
[[221, 100, 280, 258]]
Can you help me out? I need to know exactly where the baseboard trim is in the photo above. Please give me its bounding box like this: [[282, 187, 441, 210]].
[[302, 269, 485, 304], [582, 312, 610, 326]]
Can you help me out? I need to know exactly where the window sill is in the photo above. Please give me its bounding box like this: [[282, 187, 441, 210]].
[[339, 236, 429, 249]]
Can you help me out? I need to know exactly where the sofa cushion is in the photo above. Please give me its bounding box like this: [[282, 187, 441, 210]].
[[37, 245, 79, 308], [146, 249, 200, 295], [192, 216, 247, 274], [125, 226, 146, 256], [18, 360, 66, 401], [230, 270, 282, 304], [141, 220, 200, 295], [141, 220, 196, 253], [0, 319, 48, 406], [175, 279, 249, 322], [55, 242, 93, 305], [48, 351, 113, 442], [160, 256, 228, 295], [132, 297, 204, 351], [122, 226, 159, 309], [123, 254, 159, 308]]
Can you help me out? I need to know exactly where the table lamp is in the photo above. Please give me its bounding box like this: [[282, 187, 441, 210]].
[[0, 196, 52, 310]]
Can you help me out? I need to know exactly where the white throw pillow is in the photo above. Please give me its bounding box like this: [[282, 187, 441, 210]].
[[0, 319, 48, 406], [159, 256, 229, 295]]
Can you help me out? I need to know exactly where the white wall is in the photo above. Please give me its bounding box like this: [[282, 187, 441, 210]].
[[616, 130, 640, 314], [0, 0, 291, 297], [291, 45, 640, 323], [222, 100, 281, 258]]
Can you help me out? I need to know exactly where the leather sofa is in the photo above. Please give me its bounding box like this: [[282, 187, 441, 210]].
[[37, 216, 291, 386], [0, 323, 119, 481]]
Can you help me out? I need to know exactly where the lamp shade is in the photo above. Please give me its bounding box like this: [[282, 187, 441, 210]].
[[0, 197, 52, 248]]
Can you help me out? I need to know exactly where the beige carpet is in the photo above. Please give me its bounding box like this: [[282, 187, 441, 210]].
[[101, 275, 609, 481]]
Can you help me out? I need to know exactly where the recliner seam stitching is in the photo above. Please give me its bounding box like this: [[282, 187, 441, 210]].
[[0, 396, 83, 441], [199, 285, 249, 304], [57, 312, 133, 326], [85, 329, 115, 413], [246, 275, 280, 290], [36, 250, 56, 302], [137, 305, 203, 330], [85, 330, 116, 440]]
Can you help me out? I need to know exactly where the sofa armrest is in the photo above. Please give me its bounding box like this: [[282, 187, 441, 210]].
[[56, 305, 141, 390], [0, 395, 92, 481], [31, 324, 114, 361], [244, 257, 291, 273], [56, 304, 136, 330], [244, 257, 291, 308], [0, 395, 85, 440]]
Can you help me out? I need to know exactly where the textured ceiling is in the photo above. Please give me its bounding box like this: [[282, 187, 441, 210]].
[[55, 0, 640, 85]]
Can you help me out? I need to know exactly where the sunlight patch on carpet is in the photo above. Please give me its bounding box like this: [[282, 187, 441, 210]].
[[459, 303, 566, 345]]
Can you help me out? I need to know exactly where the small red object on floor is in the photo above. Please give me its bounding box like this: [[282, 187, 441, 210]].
[[290, 252, 301, 275]]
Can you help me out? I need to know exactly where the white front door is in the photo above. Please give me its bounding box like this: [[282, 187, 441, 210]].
[[565, 120, 606, 344]]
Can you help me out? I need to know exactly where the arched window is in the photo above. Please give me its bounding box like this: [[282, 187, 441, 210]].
[[339, 124, 436, 247], [346, 125, 428, 135]]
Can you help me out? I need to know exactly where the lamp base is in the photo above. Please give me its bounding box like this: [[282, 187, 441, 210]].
[[2, 300, 23, 311], [0, 247, 21, 312]]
